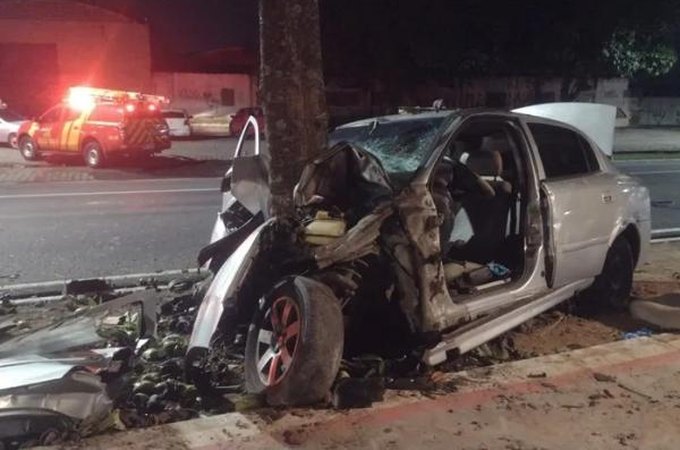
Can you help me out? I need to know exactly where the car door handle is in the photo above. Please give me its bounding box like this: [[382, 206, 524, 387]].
[[602, 193, 613, 203]]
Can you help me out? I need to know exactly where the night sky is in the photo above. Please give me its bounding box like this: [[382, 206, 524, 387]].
[[5, 0, 679, 94], [87, 0, 258, 54]]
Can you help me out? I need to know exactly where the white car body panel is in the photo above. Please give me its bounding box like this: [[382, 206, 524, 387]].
[[513, 103, 617, 156], [166, 119, 191, 137], [0, 117, 22, 147], [162, 110, 191, 137]]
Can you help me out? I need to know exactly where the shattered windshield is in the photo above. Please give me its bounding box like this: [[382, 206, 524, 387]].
[[329, 116, 446, 176]]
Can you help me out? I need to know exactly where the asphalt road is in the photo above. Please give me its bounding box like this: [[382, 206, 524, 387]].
[[0, 177, 221, 284], [616, 158, 680, 230], [0, 158, 678, 285]]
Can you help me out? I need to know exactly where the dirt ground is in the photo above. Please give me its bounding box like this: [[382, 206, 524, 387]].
[[507, 242, 680, 358]]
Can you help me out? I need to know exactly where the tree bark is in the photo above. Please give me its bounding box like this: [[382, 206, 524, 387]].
[[259, 0, 328, 216]]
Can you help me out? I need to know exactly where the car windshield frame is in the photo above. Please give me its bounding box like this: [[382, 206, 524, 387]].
[[329, 112, 458, 184]]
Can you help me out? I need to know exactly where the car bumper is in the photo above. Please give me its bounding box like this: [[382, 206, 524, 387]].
[[169, 127, 191, 137], [115, 140, 171, 154]]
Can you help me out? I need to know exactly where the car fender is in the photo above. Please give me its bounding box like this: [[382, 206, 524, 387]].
[[606, 180, 651, 267], [187, 221, 269, 356]]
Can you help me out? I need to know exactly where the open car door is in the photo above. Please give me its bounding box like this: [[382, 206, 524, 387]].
[[199, 116, 270, 271]]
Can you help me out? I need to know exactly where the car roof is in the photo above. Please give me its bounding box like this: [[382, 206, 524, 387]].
[[336, 107, 593, 133], [337, 111, 452, 129]]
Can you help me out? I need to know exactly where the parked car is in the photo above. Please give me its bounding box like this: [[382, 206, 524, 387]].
[[188, 112, 233, 137], [186, 104, 650, 406], [0, 107, 24, 148], [16, 86, 171, 168], [228, 107, 265, 137], [161, 109, 191, 137]]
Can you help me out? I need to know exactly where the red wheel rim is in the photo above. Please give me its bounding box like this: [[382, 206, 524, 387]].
[[255, 296, 301, 386]]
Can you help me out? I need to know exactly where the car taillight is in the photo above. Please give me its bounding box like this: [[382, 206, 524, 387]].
[[125, 103, 135, 113]]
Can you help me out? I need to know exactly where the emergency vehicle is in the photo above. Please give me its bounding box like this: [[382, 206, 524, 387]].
[[16, 87, 172, 168]]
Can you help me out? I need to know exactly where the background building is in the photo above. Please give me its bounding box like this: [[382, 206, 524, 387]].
[[0, 0, 151, 116]]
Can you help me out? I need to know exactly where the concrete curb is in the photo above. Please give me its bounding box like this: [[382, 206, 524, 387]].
[[69, 333, 680, 450], [0, 268, 203, 301]]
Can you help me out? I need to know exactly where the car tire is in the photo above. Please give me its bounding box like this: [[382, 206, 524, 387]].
[[245, 277, 344, 406], [18, 136, 40, 161], [583, 237, 634, 310], [83, 140, 106, 168], [8, 132, 17, 148]]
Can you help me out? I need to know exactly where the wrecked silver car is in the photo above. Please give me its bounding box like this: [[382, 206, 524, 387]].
[[187, 105, 651, 405]]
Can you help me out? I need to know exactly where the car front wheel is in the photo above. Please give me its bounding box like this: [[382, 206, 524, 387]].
[[19, 136, 40, 161], [584, 237, 634, 310], [244, 277, 344, 406]]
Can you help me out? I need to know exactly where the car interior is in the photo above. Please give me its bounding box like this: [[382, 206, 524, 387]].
[[430, 119, 528, 295]]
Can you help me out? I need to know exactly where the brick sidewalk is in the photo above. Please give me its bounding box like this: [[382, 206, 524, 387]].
[[71, 334, 680, 450]]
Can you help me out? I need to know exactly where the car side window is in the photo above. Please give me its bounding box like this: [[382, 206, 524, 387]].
[[39, 107, 63, 123], [64, 107, 81, 121], [528, 123, 598, 179]]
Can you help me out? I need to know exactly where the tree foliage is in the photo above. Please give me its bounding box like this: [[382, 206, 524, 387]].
[[603, 29, 678, 78], [320, 0, 680, 85]]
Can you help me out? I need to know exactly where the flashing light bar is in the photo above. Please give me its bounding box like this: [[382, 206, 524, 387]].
[[66, 86, 170, 108]]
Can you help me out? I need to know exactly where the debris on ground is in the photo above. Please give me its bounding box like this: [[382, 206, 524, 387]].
[[0, 275, 675, 447], [593, 372, 617, 383], [622, 328, 654, 339], [630, 294, 680, 330], [63, 278, 112, 297]]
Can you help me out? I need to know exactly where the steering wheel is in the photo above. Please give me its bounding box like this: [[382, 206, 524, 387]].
[[445, 156, 495, 198]]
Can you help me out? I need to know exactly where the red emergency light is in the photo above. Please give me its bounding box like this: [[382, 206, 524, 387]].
[[65, 86, 169, 111]]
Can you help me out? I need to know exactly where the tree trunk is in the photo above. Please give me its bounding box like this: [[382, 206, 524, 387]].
[[259, 0, 328, 217]]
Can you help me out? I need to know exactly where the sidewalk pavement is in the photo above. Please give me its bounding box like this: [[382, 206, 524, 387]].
[[615, 127, 680, 153], [68, 333, 680, 450]]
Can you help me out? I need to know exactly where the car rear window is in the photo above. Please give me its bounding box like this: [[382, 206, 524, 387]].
[[127, 104, 163, 119], [89, 105, 123, 122]]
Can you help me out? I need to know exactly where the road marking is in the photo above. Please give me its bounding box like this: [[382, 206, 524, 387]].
[[0, 187, 218, 199]]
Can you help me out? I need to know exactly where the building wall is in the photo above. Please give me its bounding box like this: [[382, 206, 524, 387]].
[[631, 97, 680, 126], [324, 77, 631, 125], [152, 72, 255, 116], [0, 18, 151, 115]]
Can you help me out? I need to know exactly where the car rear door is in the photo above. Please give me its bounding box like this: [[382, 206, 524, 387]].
[[526, 120, 616, 287]]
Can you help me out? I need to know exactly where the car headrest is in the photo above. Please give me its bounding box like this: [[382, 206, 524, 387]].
[[466, 150, 503, 177]]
